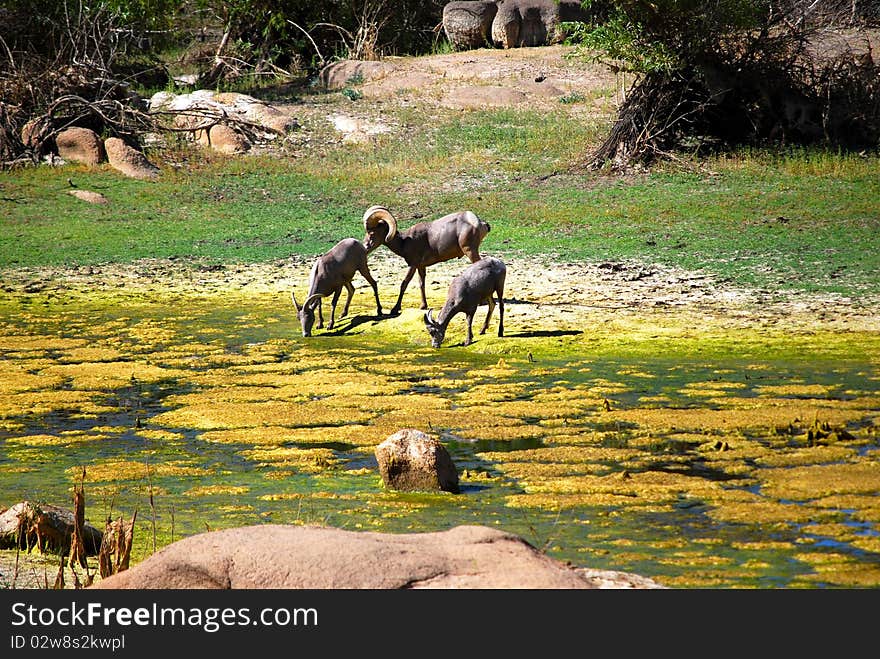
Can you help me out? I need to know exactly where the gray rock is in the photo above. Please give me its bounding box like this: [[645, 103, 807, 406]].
[[443, 1, 499, 50], [375, 428, 460, 493], [492, 0, 589, 49]]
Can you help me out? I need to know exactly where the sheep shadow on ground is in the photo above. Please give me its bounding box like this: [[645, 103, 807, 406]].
[[318, 313, 386, 336], [504, 329, 582, 338]]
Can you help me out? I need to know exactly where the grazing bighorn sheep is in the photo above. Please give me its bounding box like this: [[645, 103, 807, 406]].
[[423, 256, 506, 348], [291, 237, 382, 336], [362, 205, 491, 315]]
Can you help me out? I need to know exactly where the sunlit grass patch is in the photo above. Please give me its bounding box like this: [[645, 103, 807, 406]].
[[57, 346, 126, 363], [183, 485, 251, 496], [705, 490, 832, 525], [754, 383, 838, 397], [68, 460, 211, 482], [752, 445, 857, 467], [0, 390, 117, 418], [455, 423, 545, 441], [504, 491, 673, 510], [199, 423, 381, 447], [134, 428, 185, 442], [678, 381, 749, 397], [460, 398, 593, 422], [121, 321, 180, 346], [465, 358, 519, 379], [813, 494, 880, 524], [152, 399, 375, 430], [238, 446, 337, 472], [760, 462, 880, 500], [42, 361, 188, 390], [604, 404, 867, 433], [457, 382, 536, 402], [0, 335, 87, 352], [513, 470, 723, 510], [793, 553, 880, 587], [0, 364, 66, 392], [5, 432, 111, 446], [480, 445, 642, 466]]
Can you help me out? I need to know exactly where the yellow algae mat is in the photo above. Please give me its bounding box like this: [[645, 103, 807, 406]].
[[1, 257, 878, 588]]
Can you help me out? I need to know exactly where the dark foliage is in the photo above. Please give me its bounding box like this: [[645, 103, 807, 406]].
[[569, 0, 880, 169]]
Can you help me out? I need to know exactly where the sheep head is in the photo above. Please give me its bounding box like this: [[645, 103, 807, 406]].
[[292, 292, 324, 337], [362, 205, 398, 253], [423, 308, 445, 348]]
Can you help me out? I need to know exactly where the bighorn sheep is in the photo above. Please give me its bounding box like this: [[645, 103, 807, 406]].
[[291, 238, 382, 336], [423, 256, 506, 348], [362, 205, 491, 315]]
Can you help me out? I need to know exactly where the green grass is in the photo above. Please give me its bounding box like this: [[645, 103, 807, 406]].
[[1, 104, 878, 296]]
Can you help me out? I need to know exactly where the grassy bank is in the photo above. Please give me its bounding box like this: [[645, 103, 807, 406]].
[[2, 104, 879, 297]]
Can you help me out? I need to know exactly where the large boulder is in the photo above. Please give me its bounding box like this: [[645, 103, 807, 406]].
[[55, 127, 105, 165], [374, 428, 460, 493], [197, 124, 251, 154], [492, 0, 589, 49], [443, 1, 499, 50], [318, 60, 394, 89], [104, 137, 159, 180], [89, 524, 666, 589]]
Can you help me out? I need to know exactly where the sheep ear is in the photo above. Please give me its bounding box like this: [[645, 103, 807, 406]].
[[291, 292, 300, 312], [424, 309, 435, 326]]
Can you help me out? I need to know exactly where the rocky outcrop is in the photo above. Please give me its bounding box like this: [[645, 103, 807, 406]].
[[90, 524, 667, 589], [443, 1, 498, 50], [374, 429, 460, 493], [197, 124, 251, 154], [148, 90, 298, 153], [104, 137, 160, 179], [54, 127, 105, 165], [318, 60, 394, 90]]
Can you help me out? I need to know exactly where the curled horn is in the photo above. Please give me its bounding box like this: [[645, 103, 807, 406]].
[[363, 205, 398, 242], [304, 293, 324, 309]]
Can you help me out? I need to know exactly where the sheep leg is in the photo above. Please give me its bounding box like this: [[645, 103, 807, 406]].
[[359, 267, 383, 316], [463, 313, 475, 346], [315, 299, 324, 329], [391, 267, 418, 315], [495, 277, 505, 337], [328, 289, 343, 329], [480, 297, 495, 335], [340, 282, 355, 319], [497, 295, 504, 337], [417, 266, 428, 310]]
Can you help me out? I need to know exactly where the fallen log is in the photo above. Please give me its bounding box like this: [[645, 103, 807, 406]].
[[0, 501, 102, 556]]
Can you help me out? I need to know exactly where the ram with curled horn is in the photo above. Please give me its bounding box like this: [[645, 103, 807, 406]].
[[291, 237, 383, 337], [362, 205, 491, 315]]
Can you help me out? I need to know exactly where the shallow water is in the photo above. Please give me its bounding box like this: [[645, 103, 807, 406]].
[[1, 286, 878, 588]]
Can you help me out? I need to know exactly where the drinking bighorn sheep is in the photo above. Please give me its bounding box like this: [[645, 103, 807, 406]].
[[292, 238, 382, 336], [362, 205, 491, 315], [424, 256, 506, 348]]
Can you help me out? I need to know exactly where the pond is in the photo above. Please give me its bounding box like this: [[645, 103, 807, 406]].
[[1, 280, 878, 588]]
